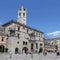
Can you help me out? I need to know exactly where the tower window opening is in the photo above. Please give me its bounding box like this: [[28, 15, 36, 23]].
[[19, 8, 21, 11], [19, 13, 21, 16], [23, 8, 25, 11]]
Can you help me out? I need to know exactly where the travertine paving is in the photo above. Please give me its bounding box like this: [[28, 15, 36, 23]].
[[0, 53, 60, 60]]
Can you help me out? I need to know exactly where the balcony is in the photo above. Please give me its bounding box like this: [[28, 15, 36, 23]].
[[29, 32, 35, 37], [29, 36, 36, 42], [9, 27, 16, 31]]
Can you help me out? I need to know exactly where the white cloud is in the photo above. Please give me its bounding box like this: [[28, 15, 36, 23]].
[[47, 31, 60, 37]]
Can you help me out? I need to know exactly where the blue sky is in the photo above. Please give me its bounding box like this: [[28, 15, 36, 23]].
[[0, 0, 60, 38]]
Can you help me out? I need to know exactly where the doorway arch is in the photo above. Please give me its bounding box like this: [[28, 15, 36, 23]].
[[15, 47, 19, 54], [22, 47, 28, 53], [39, 47, 43, 53], [31, 43, 34, 52]]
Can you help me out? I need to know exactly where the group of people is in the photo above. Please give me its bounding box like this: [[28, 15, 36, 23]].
[[43, 50, 60, 56], [9, 50, 60, 59], [43, 50, 47, 56]]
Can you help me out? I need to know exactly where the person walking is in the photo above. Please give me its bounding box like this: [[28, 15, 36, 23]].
[[10, 51, 12, 58], [43, 50, 47, 56]]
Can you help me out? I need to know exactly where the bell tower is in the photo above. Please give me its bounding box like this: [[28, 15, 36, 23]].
[[18, 6, 26, 25]]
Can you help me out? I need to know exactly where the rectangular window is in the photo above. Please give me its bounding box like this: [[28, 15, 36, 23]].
[[17, 34, 20, 38], [19, 13, 21, 16], [36, 32, 38, 36], [40, 33, 42, 38], [1, 37, 4, 42], [36, 43, 38, 49], [10, 30, 15, 36], [31, 44, 34, 49], [39, 33, 40, 37], [3, 28, 5, 33], [27, 29, 28, 33], [23, 13, 25, 16], [0, 29, 3, 32]]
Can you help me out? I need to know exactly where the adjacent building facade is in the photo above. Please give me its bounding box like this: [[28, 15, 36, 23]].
[[0, 27, 7, 52], [0, 6, 44, 53], [44, 38, 60, 52]]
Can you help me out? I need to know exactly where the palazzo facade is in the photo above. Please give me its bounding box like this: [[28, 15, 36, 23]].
[[0, 6, 44, 53]]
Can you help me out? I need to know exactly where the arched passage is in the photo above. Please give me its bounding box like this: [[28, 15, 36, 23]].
[[22, 47, 28, 53], [31, 43, 34, 50], [31, 43, 34, 52], [0, 45, 5, 53], [15, 47, 19, 54], [39, 47, 43, 53]]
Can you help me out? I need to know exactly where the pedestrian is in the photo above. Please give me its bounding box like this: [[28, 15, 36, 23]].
[[31, 51, 33, 58], [43, 50, 47, 56], [18, 50, 21, 55], [56, 50, 59, 56], [10, 51, 12, 58], [45, 51, 47, 56]]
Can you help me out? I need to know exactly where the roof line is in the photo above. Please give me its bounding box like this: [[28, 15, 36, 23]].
[[2, 20, 44, 33]]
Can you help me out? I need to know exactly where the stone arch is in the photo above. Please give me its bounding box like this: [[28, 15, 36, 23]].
[[39, 47, 43, 53], [22, 47, 28, 53], [31, 43, 34, 50], [15, 47, 19, 54]]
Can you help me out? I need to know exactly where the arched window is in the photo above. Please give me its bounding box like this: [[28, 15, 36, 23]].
[[23, 41, 25, 45], [1, 37, 4, 42]]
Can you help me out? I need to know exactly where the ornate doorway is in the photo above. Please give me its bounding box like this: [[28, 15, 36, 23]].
[[22, 47, 28, 53]]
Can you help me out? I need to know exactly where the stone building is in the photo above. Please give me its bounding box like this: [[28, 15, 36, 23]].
[[0, 26, 7, 52], [44, 37, 60, 52], [0, 6, 44, 53]]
